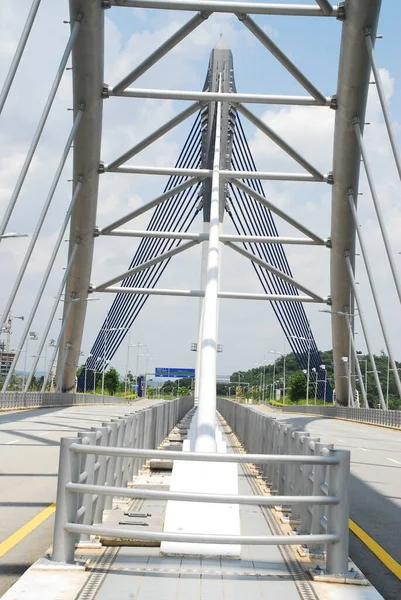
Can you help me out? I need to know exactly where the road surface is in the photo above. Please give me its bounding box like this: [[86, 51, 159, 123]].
[[256, 406, 401, 600], [0, 402, 153, 596]]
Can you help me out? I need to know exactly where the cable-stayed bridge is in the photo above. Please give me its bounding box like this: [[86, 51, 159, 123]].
[[0, 1, 400, 599]]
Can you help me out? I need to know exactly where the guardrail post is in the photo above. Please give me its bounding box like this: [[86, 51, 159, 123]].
[[326, 448, 351, 575], [92, 426, 109, 524], [114, 418, 126, 489], [310, 441, 332, 557], [104, 421, 118, 511], [52, 437, 82, 563], [76, 431, 97, 543]]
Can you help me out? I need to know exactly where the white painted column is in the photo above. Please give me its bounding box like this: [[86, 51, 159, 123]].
[[195, 100, 222, 453]]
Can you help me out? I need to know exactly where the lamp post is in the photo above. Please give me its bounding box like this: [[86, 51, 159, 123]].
[[144, 354, 156, 398], [270, 350, 286, 404], [84, 353, 92, 394], [312, 367, 318, 405], [23, 331, 38, 390], [290, 330, 312, 405], [94, 357, 101, 394], [321, 365, 327, 405]]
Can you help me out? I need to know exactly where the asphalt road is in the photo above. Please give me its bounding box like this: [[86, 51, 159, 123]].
[[0, 401, 154, 596], [256, 406, 401, 600]]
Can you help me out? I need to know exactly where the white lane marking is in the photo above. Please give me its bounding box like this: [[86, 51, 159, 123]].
[[39, 431, 49, 436], [337, 439, 345, 443], [358, 447, 368, 452], [387, 458, 401, 465], [6, 440, 19, 445]]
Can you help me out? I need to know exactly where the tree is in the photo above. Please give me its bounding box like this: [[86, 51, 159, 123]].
[[103, 367, 120, 396], [288, 372, 307, 402]]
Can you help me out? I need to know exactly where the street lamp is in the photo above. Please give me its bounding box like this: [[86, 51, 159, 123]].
[[320, 365, 327, 405], [270, 350, 286, 404], [144, 354, 156, 398], [84, 353, 92, 394], [126, 342, 146, 399], [290, 329, 313, 405], [94, 357, 102, 394], [23, 331, 38, 390], [0, 232, 28, 239]]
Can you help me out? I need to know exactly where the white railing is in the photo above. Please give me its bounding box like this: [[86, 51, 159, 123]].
[[0, 391, 129, 410], [216, 398, 351, 575], [279, 404, 401, 428], [52, 397, 350, 576]]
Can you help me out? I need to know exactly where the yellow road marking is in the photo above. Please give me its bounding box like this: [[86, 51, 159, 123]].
[[0, 502, 56, 559], [349, 518, 401, 580]]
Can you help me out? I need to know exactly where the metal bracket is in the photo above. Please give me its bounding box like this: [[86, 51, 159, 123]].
[[336, 2, 345, 21], [101, 84, 110, 99], [98, 162, 105, 174], [93, 226, 100, 238], [327, 172, 334, 185], [88, 285, 94, 295], [325, 238, 332, 248], [102, 0, 112, 9], [329, 95, 338, 110]]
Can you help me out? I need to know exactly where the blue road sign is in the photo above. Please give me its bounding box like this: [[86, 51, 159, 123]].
[[155, 367, 195, 379]]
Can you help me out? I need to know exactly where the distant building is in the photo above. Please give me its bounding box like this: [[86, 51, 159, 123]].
[[0, 345, 15, 377]]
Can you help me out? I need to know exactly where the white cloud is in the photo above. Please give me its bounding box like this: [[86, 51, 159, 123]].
[[0, 0, 400, 382]]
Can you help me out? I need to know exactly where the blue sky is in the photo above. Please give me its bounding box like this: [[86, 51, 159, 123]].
[[0, 1, 400, 380]]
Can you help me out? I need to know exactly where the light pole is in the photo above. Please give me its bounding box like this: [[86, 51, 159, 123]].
[[84, 353, 92, 394], [270, 350, 286, 404], [312, 367, 318, 405], [144, 354, 156, 398], [290, 331, 312, 405], [321, 365, 327, 405], [94, 357, 101, 394], [23, 331, 38, 390]]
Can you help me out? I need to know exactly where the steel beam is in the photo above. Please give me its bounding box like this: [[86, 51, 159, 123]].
[[365, 33, 401, 181], [238, 104, 324, 179], [111, 13, 209, 93], [93, 239, 200, 291], [108, 1, 339, 17], [233, 180, 325, 243], [115, 87, 331, 106], [59, 0, 105, 392], [102, 229, 325, 245], [105, 165, 211, 177], [226, 242, 325, 302], [100, 177, 200, 234], [0, 0, 42, 114], [99, 286, 324, 302], [0, 15, 82, 240], [353, 119, 401, 303], [107, 102, 200, 170], [237, 15, 327, 104], [330, 0, 382, 404]]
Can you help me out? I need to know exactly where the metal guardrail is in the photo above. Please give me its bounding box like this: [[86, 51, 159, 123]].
[[0, 391, 129, 410], [217, 398, 351, 575], [279, 404, 401, 428], [52, 397, 193, 562], [52, 396, 350, 576]]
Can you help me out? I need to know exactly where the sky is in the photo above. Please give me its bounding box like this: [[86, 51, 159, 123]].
[[0, 0, 400, 383]]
